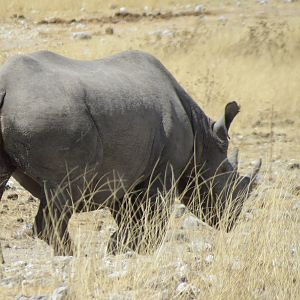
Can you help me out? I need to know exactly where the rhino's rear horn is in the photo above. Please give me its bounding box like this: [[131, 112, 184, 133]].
[[213, 101, 240, 141]]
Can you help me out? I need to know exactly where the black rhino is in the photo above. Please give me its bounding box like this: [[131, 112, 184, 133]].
[[0, 50, 261, 255]]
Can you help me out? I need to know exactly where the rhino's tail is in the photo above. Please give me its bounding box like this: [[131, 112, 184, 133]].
[[0, 88, 15, 200], [0, 88, 5, 109]]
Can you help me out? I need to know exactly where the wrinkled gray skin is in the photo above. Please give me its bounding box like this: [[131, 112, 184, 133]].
[[0, 50, 261, 255]]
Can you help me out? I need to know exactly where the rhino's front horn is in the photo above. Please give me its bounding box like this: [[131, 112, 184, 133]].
[[248, 158, 262, 181]]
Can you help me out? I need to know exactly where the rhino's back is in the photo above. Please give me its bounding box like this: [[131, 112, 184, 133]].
[[0, 50, 194, 187]]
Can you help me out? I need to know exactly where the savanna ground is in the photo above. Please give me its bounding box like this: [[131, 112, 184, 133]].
[[0, 0, 300, 299]]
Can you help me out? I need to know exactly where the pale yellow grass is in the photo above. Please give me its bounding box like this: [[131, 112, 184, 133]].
[[65, 173, 300, 299]]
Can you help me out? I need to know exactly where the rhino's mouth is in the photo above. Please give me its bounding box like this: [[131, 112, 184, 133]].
[[197, 152, 262, 230]]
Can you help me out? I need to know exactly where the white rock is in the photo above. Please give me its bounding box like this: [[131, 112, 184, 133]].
[[231, 259, 242, 270], [72, 32, 92, 40], [205, 254, 214, 264], [119, 7, 128, 15], [108, 270, 128, 279], [51, 285, 68, 300], [292, 201, 300, 210], [188, 241, 212, 252], [174, 204, 186, 218], [243, 212, 254, 221], [176, 282, 189, 294], [175, 261, 189, 280], [218, 15, 228, 24], [194, 5, 205, 13], [175, 282, 200, 297], [5, 179, 15, 189], [291, 247, 296, 257], [183, 215, 201, 229]]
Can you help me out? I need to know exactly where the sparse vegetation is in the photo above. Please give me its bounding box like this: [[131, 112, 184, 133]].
[[0, 0, 299, 299]]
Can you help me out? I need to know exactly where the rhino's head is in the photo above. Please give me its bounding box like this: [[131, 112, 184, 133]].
[[183, 101, 261, 230]]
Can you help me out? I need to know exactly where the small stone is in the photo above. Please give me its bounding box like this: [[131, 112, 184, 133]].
[[105, 27, 114, 35], [182, 215, 201, 229], [175, 282, 200, 297], [218, 16, 228, 24], [72, 32, 92, 40], [176, 281, 189, 293], [119, 7, 128, 15], [231, 259, 242, 270], [188, 241, 212, 253], [7, 193, 18, 200], [5, 179, 15, 190], [291, 247, 296, 257], [52, 285, 68, 300], [174, 204, 186, 218], [243, 212, 254, 221], [194, 5, 205, 13], [17, 217, 24, 223], [205, 254, 214, 264], [108, 270, 128, 279], [292, 201, 300, 210]]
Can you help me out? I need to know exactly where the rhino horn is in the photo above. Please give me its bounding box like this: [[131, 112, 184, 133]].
[[213, 101, 240, 141]]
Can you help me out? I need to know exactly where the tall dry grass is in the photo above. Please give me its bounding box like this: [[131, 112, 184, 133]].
[[32, 166, 300, 299], [63, 173, 299, 299]]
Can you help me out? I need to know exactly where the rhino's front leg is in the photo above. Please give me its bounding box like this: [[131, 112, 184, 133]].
[[34, 193, 74, 256], [108, 182, 170, 255]]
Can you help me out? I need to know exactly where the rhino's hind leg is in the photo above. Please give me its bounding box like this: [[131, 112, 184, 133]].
[[0, 149, 15, 200], [108, 181, 170, 255]]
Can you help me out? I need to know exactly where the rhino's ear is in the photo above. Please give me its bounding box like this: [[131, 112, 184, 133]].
[[213, 101, 240, 141]]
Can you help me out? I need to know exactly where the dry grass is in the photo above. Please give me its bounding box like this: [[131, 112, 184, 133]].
[[64, 173, 300, 300], [0, 0, 299, 299]]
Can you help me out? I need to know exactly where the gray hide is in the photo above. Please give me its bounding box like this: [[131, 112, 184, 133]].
[[0, 50, 261, 255]]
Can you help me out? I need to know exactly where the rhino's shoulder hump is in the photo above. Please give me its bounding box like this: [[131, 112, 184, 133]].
[[2, 53, 46, 76]]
